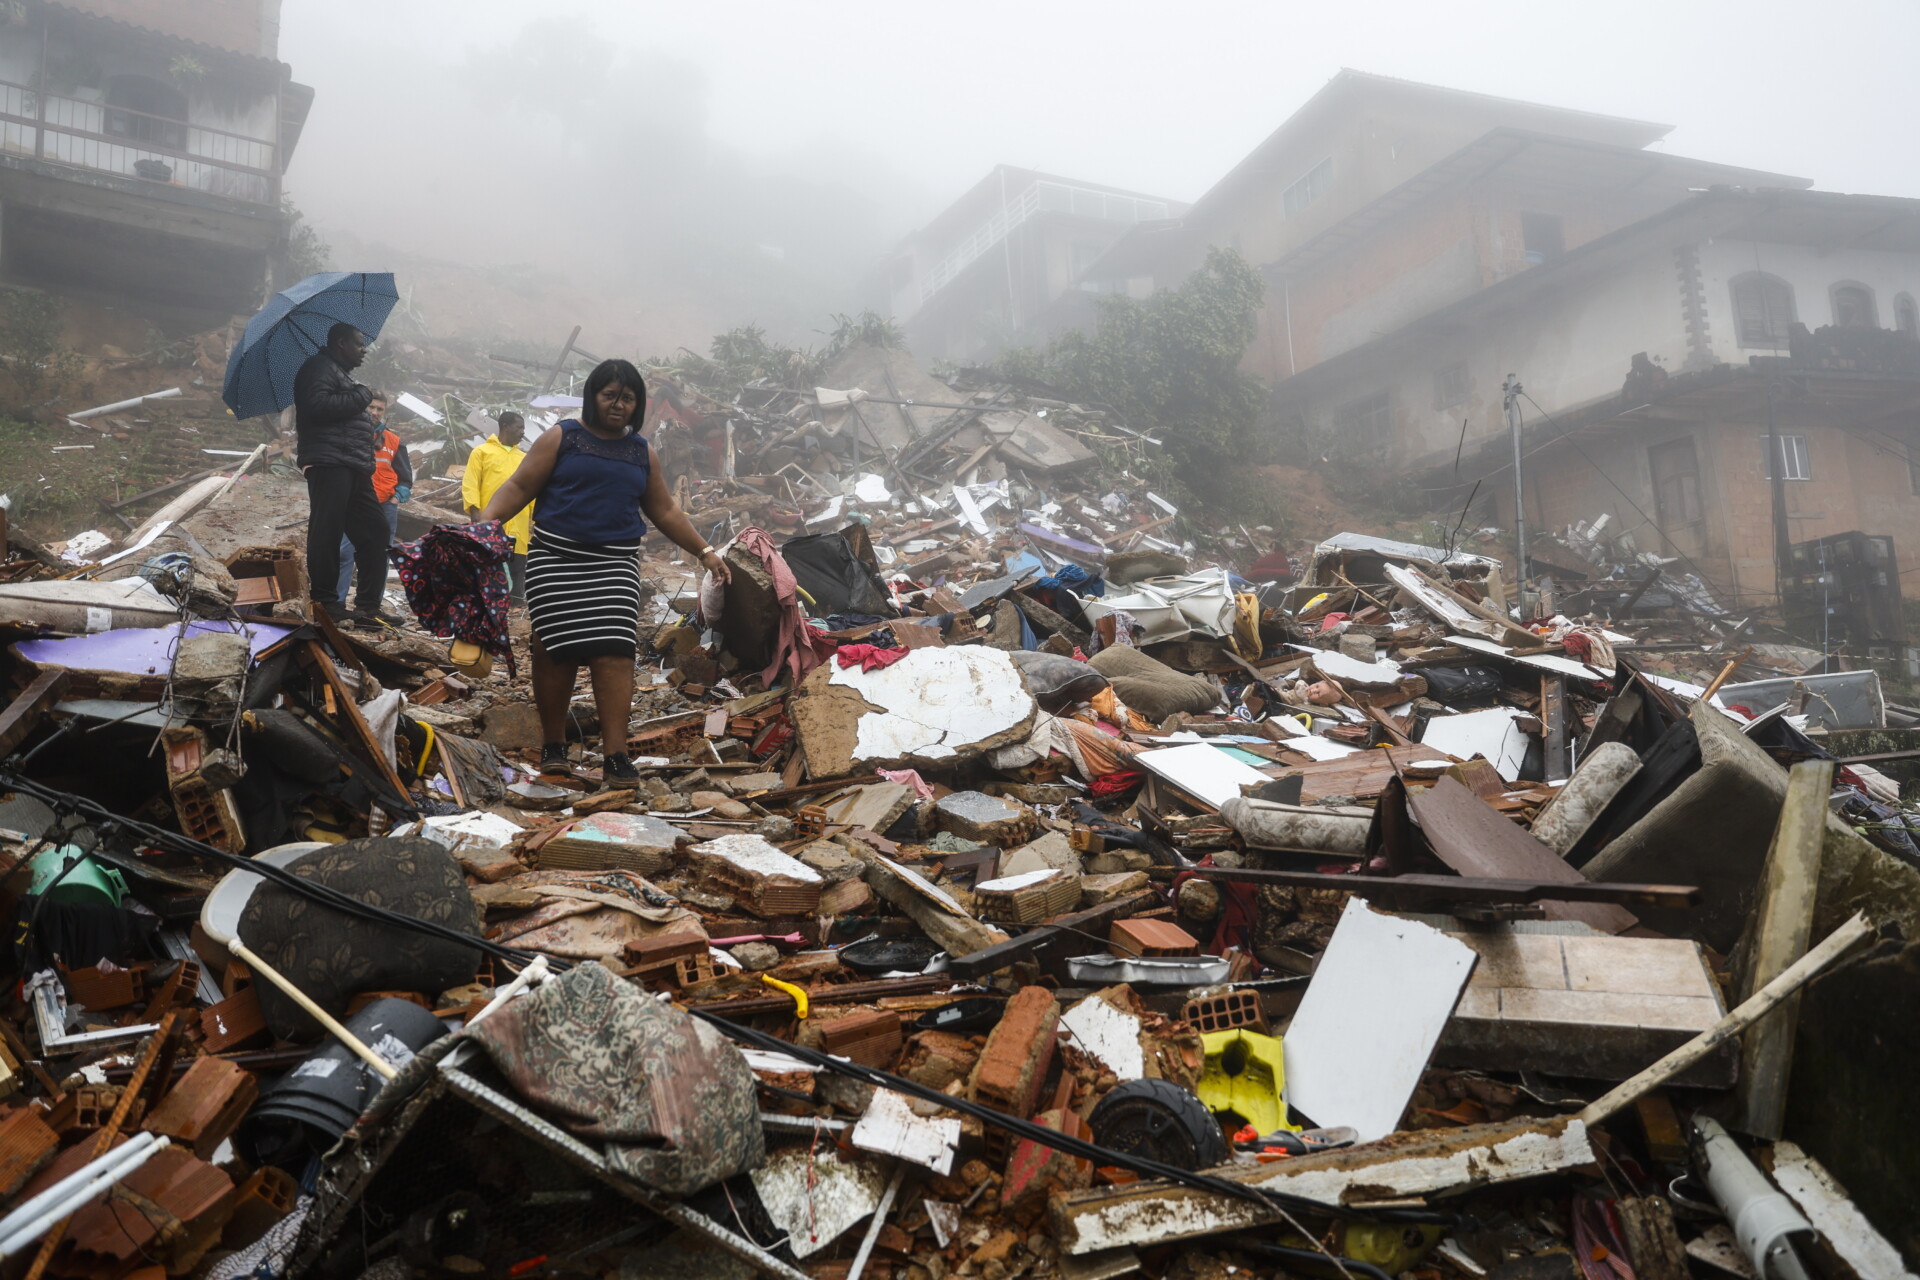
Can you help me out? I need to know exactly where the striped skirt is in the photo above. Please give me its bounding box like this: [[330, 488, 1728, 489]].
[[525, 526, 644, 663]]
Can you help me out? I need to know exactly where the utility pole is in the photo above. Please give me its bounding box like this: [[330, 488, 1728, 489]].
[[1503, 375, 1529, 603], [1765, 375, 1792, 590]]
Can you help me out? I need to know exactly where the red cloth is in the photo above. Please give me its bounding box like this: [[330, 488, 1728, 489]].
[[836, 643, 911, 672], [1087, 769, 1144, 797], [1317, 612, 1350, 632]]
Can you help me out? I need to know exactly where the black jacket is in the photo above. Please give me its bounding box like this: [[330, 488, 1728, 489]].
[[293, 350, 376, 472]]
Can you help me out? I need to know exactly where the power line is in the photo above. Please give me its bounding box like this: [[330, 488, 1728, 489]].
[[1516, 390, 1752, 605]]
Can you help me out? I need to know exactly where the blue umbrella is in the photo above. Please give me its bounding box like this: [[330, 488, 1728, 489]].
[[222, 271, 399, 420]]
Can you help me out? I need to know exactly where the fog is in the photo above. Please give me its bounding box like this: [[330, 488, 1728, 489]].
[[281, 0, 1920, 355]]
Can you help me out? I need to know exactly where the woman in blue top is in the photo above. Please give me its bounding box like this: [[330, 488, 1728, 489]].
[[476, 359, 729, 784]]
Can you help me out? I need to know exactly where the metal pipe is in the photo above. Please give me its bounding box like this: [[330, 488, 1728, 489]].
[[68, 388, 181, 421], [1503, 375, 1529, 594]]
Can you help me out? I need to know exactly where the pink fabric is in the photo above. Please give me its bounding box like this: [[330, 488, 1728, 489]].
[[734, 526, 835, 689], [877, 768, 935, 800], [835, 643, 912, 672]]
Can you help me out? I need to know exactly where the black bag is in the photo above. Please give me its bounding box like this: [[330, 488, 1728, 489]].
[[1417, 664, 1506, 708], [781, 530, 897, 618]]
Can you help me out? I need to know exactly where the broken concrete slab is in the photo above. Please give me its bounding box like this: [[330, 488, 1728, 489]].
[[796, 839, 863, 885], [935, 791, 1035, 845], [1437, 930, 1732, 1085], [1000, 830, 1083, 878], [856, 852, 1007, 957], [1050, 1117, 1596, 1255], [749, 1144, 886, 1259], [851, 1087, 961, 1175], [1059, 987, 1145, 1081], [817, 781, 917, 834], [790, 647, 1036, 778]]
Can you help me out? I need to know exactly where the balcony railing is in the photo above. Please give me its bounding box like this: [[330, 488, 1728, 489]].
[[0, 78, 279, 206]]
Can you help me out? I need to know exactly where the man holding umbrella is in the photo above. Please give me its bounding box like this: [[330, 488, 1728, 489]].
[[295, 323, 393, 625]]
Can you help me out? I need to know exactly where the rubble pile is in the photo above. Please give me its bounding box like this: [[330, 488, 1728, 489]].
[[0, 339, 1914, 1280]]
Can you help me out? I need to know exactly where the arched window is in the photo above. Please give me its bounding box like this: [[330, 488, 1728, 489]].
[[1896, 293, 1918, 339], [1831, 282, 1878, 330], [1731, 272, 1795, 348], [104, 76, 187, 152]]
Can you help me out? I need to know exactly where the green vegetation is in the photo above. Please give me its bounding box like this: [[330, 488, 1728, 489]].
[[653, 310, 906, 401], [0, 288, 83, 417], [995, 248, 1273, 519], [274, 197, 332, 291]]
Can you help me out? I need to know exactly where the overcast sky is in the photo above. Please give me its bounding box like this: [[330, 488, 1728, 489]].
[[285, 0, 1920, 215], [277, 0, 1920, 346]]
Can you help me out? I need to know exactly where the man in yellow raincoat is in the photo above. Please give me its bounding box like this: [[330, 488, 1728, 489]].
[[463, 411, 532, 601]]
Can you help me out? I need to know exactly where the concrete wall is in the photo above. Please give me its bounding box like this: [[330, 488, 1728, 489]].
[[56, 0, 278, 60], [1277, 238, 1692, 468], [1250, 174, 1729, 384], [1697, 238, 1920, 359], [1515, 411, 1920, 608]]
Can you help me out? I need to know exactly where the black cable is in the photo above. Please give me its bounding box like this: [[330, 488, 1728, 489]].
[[709, 1015, 1414, 1230], [0, 771, 546, 972], [1516, 390, 1748, 606], [0, 771, 1434, 1245], [1243, 1243, 1393, 1280]]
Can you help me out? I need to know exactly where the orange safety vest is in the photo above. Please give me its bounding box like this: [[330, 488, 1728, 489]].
[[371, 429, 402, 502]]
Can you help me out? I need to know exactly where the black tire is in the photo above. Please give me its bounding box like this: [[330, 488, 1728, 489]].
[[1087, 1077, 1230, 1171]]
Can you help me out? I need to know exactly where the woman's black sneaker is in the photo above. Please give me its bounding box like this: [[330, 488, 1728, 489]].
[[538, 743, 572, 778], [603, 753, 641, 786]]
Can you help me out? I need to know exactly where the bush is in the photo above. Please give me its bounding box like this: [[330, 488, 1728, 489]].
[[992, 249, 1274, 521], [0, 288, 83, 415]]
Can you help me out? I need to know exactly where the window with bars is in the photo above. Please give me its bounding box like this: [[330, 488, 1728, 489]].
[[1762, 433, 1811, 481], [1433, 361, 1470, 409], [1731, 272, 1795, 348]]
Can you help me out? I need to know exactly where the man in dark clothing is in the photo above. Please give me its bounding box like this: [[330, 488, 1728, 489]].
[[295, 323, 393, 624]]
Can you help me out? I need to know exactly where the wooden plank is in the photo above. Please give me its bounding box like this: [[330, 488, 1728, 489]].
[[303, 640, 409, 802], [1617, 1198, 1690, 1280], [1541, 673, 1570, 782], [688, 974, 949, 1020], [1050, 1116, 1595, 1255], [1187, 866, 1697, 909], [1732, 758, 1830, 1140], [1405, 774, 1638, 934], [308, 602, 369, 681], [943, 891, 1154, 979], [0, 669, 70, 757], [1271, 744, 1458, 802]]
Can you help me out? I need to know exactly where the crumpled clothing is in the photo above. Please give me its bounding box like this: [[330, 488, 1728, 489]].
[[1089, 769, 1144, 797], [878, 768, 936, 799], [1558, 626, 1617, 670], [1037, 563, 1104, 597], [390, 521, 515, 676], [489, 867, 702, 962], [836, 642, 913, 672], [733, 526, 835, 688], [989, 710, 1143, 782], [465, 960, 763, 1195]]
